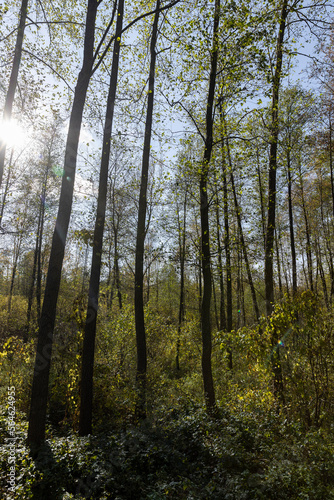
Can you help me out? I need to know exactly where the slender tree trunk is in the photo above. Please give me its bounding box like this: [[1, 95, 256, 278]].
[[8, 236, 22, 317], [256, 148, 266, 247], [134, 0, 160, 419], [318, 171, 330, 308], [231, 169, 260, 321], [328, 114, 334, 300], [36, 156, 51, 319], [110, 181, 122, 309], [287, 145, 297, 295], [214, 175, 226, 331], [316, 240, 329, 308], [146, 258, 151, 305], [106, 224, 113, 308], [236, 247, 241, 329], [28, 0, 98, 447], [114, 230, 122, 310], [240, 258, 246, 325], [196, 217, 202, 316], [329, 112, 334, 220], [275, 230, 283, 298], [264, 0, 288, 404], [301, 250, 309, 288], [176, 191, 187, 371], [26, 152, 51, 337], [198, 250, 202, 315], [79, 0, 124, 436], [212, 276, 219, 330], [222, 144, 232, 369], [25, 202, 42, 339], [224, 127, 260, 322], [200, 0, 220, 414], [0, 0, 28, 188], [265, 0, 288, 316], [280, 232, 290, 298], [298, 163, 313, 291], [155, 265, 159, 304]]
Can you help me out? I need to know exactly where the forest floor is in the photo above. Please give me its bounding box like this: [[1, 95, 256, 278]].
[[1, 404, 334, 499]]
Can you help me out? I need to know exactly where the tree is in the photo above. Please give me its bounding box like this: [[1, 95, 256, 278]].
[[28, 0, 100, 447], [25, 120, 63, 338], [264, 0, 289, 318], [175, 176, 188, 371], [263, 0, 289, 405], [279, 86, 315, 297], [134, 0, 160, 419], [79, 0, 124, 437], [199, 0, 220, 415]]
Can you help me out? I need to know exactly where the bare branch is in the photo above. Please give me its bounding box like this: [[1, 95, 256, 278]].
[[22, 49, 74, 92], [92, 0, 182, 75]]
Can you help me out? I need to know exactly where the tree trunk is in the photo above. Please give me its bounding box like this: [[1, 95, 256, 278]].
[[0, 0, 29, 188], [298, 162, 313, 291], [236, 246, 241, 329], [26, 147, 52, 338], [176, 190, 187, 371], [28, 0, 98, 447], [222, 142, 232, 369], [200, 0, 220, 414], [134, 0, 160, 420], [214, 174, 226, 331], [114, 230, 122, 310], [26, 200, 43, 339], [256, 148, 266, 248], [316, 240, 329, 308], [36, 155, 51, 319], [287, 144, 297, 295], [7, 236, 22, 317], [275, 230, 283, 298], [328, 113, 334, 301], [264, 0, 289, 405], [79, 0, 124, 437], [224, 125, 260, 322], [264, 0, 289, 317], [318, 170, 330, 308]]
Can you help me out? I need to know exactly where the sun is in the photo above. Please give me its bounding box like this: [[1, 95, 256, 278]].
[[0, 119, 27, 149]]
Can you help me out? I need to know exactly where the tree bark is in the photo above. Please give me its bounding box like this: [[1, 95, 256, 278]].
[[256, 148, 266, 248], [36, 154, 51, 319], [79, 0, 124, 436], [264, 0, 289, 405], [224, 126, 260, 322], [264, 0, 289, 317], [28, 0, 99, 447], [298, 162, 313, 291], [222, 140, 232, 369], [176, 189, 187, 371], [134, 0, 160, 419], [327, 112, 334, 300], [25, 207, 41, 340], [287, 143, 297, 295], [114, 231, 123, 310], [7, 235, 22, 317], [214, 173, 226, 331], [200, 0, 220, 414], [275, 229, 283, 298]]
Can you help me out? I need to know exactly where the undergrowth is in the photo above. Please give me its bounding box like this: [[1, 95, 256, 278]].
[[1, 404, 334, 499]]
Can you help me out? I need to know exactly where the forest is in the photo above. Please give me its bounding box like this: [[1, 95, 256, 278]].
[[1, 0, 334, 498]]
